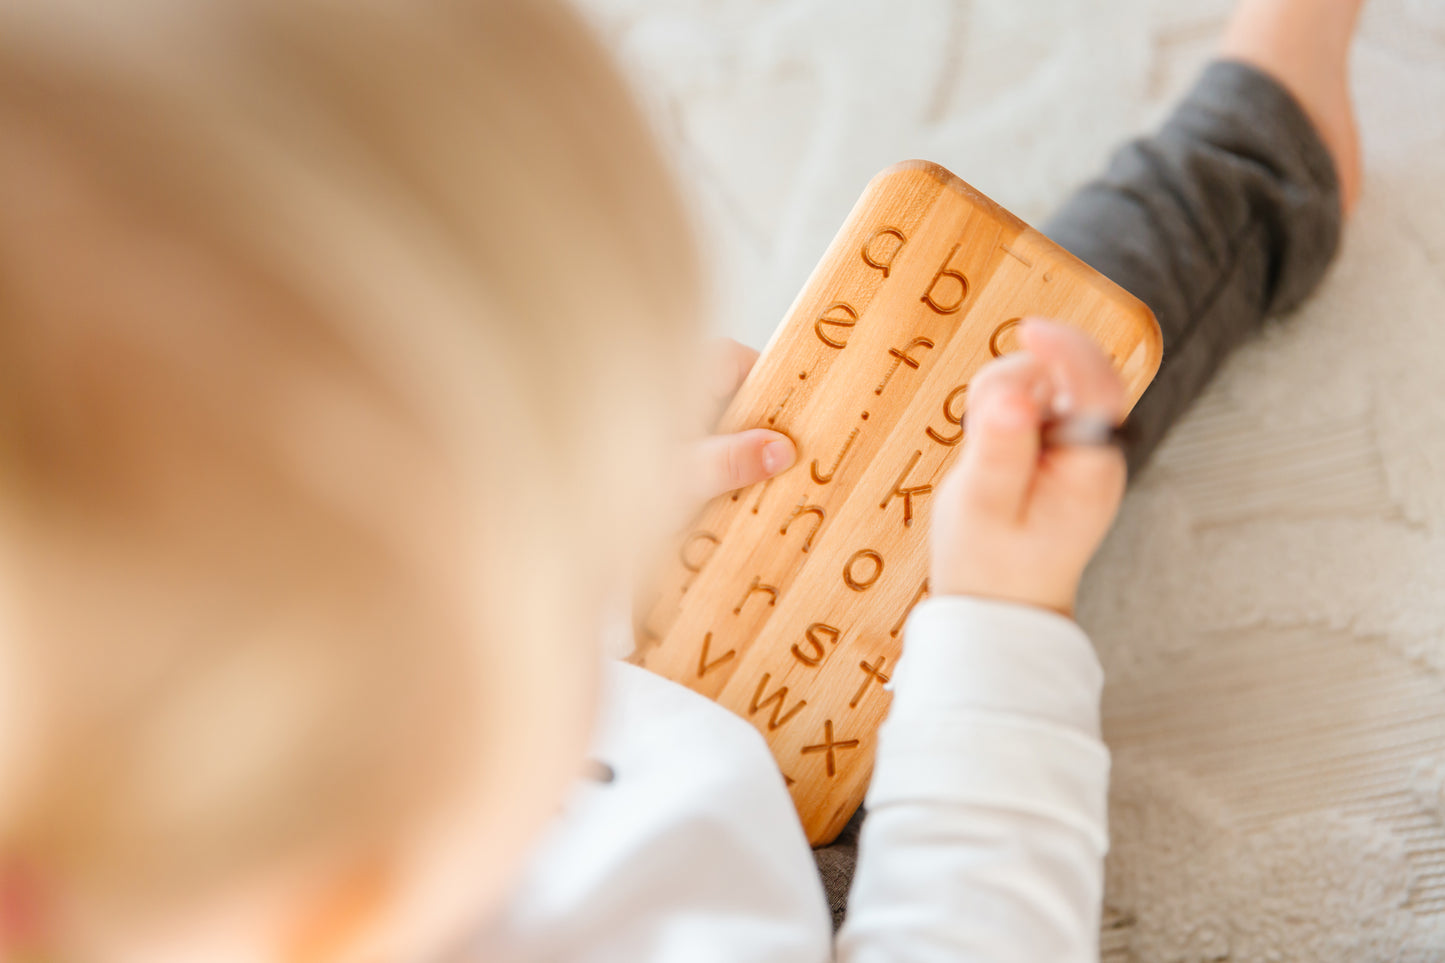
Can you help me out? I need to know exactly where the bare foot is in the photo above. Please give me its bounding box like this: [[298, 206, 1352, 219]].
[[1221, 0, 1365, 215]]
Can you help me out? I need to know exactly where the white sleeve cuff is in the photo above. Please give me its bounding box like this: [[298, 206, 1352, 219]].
[[888, 596, 1104, 736], [865, 596, 1111, 853]]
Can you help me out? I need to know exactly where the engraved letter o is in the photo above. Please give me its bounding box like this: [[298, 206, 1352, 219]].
[[843, 549, 884, 592]]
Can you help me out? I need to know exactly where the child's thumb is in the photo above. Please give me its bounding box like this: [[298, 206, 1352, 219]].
[[685, 428, 795, 502]]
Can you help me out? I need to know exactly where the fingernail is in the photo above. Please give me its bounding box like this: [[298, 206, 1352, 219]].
[[1052, 390, 1075, 418], [761, 438, 795, 475]]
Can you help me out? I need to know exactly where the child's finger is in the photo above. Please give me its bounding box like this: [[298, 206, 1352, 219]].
[[685, 428, 795, 501], [1017, 318, 1126, 422], [1035, 442, 1127, 524], [1018, 320, 1128, 525], [952, 353, 1049, 521]]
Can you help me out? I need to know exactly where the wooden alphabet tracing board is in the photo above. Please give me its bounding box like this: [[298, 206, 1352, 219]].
[[634, 161, 1162, 845]]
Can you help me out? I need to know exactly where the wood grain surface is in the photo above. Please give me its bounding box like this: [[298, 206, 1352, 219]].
[[634, 160, 1162, 845]]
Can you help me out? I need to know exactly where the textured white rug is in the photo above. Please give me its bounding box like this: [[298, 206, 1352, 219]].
[[577, 0, 1445, 958]]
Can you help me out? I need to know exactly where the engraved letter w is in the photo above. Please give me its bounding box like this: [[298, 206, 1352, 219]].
[[749, 673, 806, 731]]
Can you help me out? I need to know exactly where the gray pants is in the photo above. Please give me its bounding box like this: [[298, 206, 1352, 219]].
[[814, 60, 1343, 928]]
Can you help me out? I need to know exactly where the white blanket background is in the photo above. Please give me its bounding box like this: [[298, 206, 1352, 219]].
[[575, 1, 1445, 957]]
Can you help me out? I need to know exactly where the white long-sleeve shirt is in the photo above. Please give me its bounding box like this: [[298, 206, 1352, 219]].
[[475, 596, 1110, 962]]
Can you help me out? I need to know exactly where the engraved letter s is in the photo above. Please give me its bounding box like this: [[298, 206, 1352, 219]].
[[791, 622, 841, 667]]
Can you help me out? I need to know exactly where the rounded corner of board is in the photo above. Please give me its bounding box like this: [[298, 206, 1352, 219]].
[[866, 161, 1013, 221], [873, 159, 965, 189], [1128, 299, 1164, 384], [867, 161, 1028, 234]]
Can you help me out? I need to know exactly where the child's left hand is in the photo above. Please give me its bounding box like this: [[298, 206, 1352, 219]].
[[681, 338, 796, 503]]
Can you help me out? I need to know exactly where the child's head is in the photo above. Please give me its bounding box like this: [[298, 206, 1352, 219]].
[[0, 0, 702, 958]]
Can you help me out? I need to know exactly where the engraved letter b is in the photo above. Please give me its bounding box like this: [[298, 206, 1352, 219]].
[[921, 243, 969, 315]]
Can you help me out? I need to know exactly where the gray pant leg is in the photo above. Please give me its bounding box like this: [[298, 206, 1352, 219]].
[[813, 60, 1343, 928], [1046, 59, 1342, 474]]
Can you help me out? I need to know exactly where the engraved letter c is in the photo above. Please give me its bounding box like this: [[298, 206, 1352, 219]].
[[990, 317, 1024, 357]]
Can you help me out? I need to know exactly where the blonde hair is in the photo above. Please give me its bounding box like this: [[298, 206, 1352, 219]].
[[0, 0, 701, 946]]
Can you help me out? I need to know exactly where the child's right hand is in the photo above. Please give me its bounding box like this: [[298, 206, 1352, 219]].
[[929, 319, 1128, 617]]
